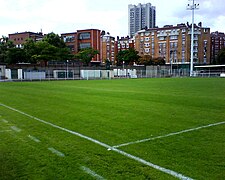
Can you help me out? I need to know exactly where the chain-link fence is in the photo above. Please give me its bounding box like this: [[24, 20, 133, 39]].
[[1, 64, 224, 81]]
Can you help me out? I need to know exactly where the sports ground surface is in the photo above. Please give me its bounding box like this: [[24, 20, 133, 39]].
[[0, 78, 225, 179]]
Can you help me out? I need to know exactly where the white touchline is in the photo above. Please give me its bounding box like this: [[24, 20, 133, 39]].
[[113, 121, 225, 148], [81, 166, 105, 180], [0, 103, 193, 180]]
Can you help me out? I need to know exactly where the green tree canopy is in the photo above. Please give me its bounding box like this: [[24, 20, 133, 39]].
[[116, 48, 140, 65], [43, 32, 66, 48], [0, 36, 15, 64], [6, 48, 27, 64], [138, 55, 152, 65], [217, 48, 225, 64], [22, 33, 74, 64], [75, 48, 99, 66], [138, 55, 165, 66], [32, 41, 58, 62]]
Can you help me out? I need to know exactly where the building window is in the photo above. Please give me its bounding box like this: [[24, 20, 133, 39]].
[[159, 37, 164, 41], [145, 43, 150, 47], [170, 35, 178, 40], [79, 43, 91, 49], [145, 48, 150, 53], [63, 35, 75, 42], [79, 32, 91, 40], [145, 37, 150, 41]]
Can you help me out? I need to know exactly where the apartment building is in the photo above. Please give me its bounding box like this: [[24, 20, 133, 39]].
[[128, 3, 156, 37], [62, 29, 101, 63], [211, 31, 225, 64], [61, 32, 77, 54], [117, 36, 135, 51], [135, 23, 211, 65], [101, 33, 116, 64], [8, 31, 43, 48]]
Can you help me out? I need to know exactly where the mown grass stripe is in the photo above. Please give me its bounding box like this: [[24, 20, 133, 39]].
[[0, 103, 193, 180]]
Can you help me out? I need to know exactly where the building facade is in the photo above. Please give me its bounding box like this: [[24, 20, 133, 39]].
[[101, 34, 116, 64], [8, 31, 43, 48], [61, 32, 77, 54], [128, 3, 156, 37], [62, 29, 101, 63], [135, 23, 211, 65], [211, 31, 225, 64]]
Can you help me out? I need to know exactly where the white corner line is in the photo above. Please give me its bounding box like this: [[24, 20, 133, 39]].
[[113, 121, 225, 148], [48, 147, 65, 157], [81, 166, 105, 180], [0, 103, 193, 180], [28, 135, 41, 143]]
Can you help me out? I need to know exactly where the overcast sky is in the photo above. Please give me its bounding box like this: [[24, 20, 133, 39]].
[[0, 0, 224, 37]]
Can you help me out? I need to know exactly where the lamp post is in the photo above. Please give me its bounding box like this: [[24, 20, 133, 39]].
[[170, 50, 173, 76], [187, 0, 199, 76], [66, 60, 69, 79]]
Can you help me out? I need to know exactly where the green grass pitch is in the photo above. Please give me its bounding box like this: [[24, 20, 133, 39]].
[[0, 78, 225, 179]]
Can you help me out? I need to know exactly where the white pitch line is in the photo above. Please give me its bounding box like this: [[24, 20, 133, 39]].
[[2, 119, 9, 123], [0, 130, 12, 133], [81, 166, 105, 180], [11, 126, 22, 132], [28, 135, 41, 143], [113, 121, 225, 148], [48, 147, 65, 157], [0, 103, 193, 180]]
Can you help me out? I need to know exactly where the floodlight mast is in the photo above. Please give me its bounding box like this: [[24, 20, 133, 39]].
[[187, 0, 199, 76]]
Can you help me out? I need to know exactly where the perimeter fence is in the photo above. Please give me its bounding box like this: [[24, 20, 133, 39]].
[[0, 64, 224, 81]]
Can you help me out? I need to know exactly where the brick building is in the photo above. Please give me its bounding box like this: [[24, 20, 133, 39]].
[[8, 31, 43, 48], [211, 31, 225, 64], [135, 23, 211, 65], [62, 29, 101, 63], [61, 32, 77, 54], [101, 33, 116, 64]]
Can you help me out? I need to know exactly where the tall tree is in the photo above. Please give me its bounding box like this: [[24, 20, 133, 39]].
[[31, 41, 58, 63], [0, 36, 15, 63], [6, 48, 27, 64], [138, 55, 152, 65], [75, 48, 99, 66], [23, 38, 38, 63], [117, 48, 140, 65], [217, 48, 225, 64], [43, 32, 66, 48]]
